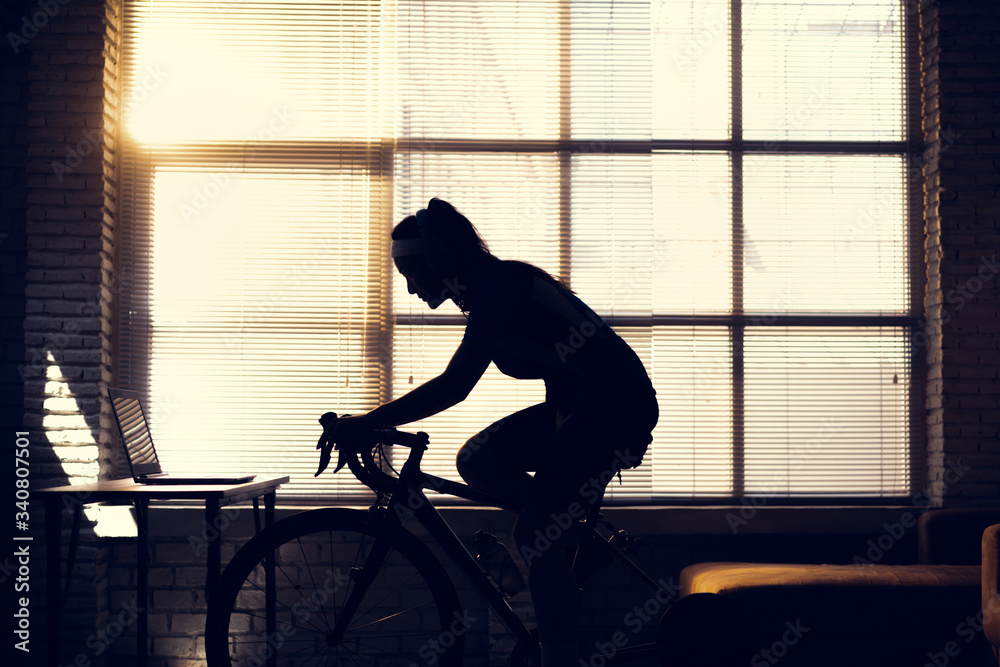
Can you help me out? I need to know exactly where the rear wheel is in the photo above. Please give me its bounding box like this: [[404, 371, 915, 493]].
[[206, 507, 464, 667]]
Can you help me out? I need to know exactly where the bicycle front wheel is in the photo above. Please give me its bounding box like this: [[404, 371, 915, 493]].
[[206, 507, 465, 667]]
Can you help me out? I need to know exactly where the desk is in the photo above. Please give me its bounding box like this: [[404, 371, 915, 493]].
[[38, 476, 288, 667]]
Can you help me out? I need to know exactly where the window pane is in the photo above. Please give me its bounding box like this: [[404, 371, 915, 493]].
[[743, 155, 908, 314], [127, 0, 390, 143], [644, 327, 734, 498], [392, 153, 563, 316], [571, 0, 652, 141], [743, 0, 904, 141], [572, 153, 732, 316], [398, 0, 560, 140], [653, 152, 733, 314], [744, 327, 911, 496], [148, 169, 382, 497], [570, 154, 655, 315], [654, 0, 731, 140]]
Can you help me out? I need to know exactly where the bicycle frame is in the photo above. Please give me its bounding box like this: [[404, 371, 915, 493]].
[[336, 440, 671, 665]]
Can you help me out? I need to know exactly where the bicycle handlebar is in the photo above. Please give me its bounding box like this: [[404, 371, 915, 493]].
[[315, 412, 429, 486]]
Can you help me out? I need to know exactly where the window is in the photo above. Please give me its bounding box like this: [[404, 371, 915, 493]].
[[120, 0, 919, 502]]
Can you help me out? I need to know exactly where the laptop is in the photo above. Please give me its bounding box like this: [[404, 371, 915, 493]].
[[109, 388, 256, 485]]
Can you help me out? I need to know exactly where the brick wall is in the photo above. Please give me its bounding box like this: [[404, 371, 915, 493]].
[[10, 0, 123, 662], [920, 0, 1000, 505], [1, 0, 29, 434]]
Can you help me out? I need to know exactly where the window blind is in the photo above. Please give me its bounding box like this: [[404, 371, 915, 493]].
[[120, 0, 916, 502], [119, 0, 395, 498]]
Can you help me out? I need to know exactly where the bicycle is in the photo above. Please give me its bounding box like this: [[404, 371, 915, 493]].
[[205, 414, 752, 667]]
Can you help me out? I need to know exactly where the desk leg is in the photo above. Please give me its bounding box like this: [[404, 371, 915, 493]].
[[45, 496, 60, 667], [206, 498, 220, 605], [265, 491, 276, 667], [136, 499, 149, 667], [265, 490, 275, 530]]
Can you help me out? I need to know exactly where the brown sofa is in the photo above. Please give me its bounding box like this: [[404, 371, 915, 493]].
[[984, 523, 1000, 665], [680, 508, 1000, 667]]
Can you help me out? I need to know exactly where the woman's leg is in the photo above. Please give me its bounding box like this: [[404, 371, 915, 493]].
[[455, 402, 555, 504], [513, 397, 659, 666]]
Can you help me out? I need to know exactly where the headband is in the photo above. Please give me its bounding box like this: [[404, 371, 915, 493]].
[[416, 206, 454, 275], [390, 238, 424, 258]]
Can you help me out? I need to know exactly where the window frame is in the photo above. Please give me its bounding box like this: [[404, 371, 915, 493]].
[[389, 0, 925, 505], [118, 0, 926, 505]]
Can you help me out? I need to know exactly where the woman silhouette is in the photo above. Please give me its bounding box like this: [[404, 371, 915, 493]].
[[337, 198, 658, 666]]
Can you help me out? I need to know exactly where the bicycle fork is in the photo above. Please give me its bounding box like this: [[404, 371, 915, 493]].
[[332, 487, 541, 664], [327, 506, 403, 647]]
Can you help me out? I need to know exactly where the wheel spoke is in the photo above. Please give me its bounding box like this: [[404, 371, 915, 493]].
[[234, 574, 330, 637], [295, 535, 334, 632], [348, 599, 436, 633], [209, 509, 463, 667], [343, 556, 429, 633], [229, 610, 327, 639]]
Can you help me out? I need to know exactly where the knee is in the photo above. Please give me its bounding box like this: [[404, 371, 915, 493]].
[[455, 432, 490, 486]]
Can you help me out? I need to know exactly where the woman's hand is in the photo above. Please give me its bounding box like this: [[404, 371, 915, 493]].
[[315, 411, 380, 476], [332, 412, 380, 446]]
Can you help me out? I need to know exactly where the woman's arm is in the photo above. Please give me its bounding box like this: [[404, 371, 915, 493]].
[[360, 337, 493, 428]]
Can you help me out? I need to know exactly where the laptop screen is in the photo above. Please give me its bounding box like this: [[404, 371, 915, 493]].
[[109, 389, 162, 477]]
